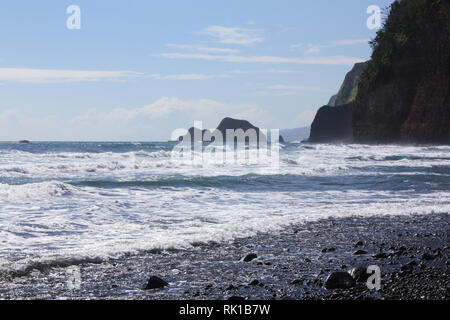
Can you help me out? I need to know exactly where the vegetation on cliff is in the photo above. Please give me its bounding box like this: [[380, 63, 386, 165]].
[[333, 62, 369, 106], [353, 0, 450, 143]]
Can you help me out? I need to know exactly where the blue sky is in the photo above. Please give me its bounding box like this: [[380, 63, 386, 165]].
[[0, 0, 394, 141]]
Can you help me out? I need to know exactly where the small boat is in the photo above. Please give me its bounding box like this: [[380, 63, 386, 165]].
[[18, 140, 30, 144]]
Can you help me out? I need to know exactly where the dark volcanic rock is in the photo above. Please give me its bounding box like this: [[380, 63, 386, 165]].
[[324, 272, 356, 290], [355, 241, 364, 247], [248, 280, 261, 286], [242, 253, 258, 262], [178, 127, 211, 142], [308, 103, 353, 143], [373, 252, 389, 259], [422, 252, 436, 261], [144, 276, 169, 290], [353, 250, 368, 255], [18, 140, 30, 144], [349, 267, 370, 283], [216, 117, 258, 136], [308, 61, 368, 143], [216, 117, 270, 144], [178, 117, 283, 144], [353, 0, 450, 143], [407, 260, 418, 267], [226, 285, 238, 291]]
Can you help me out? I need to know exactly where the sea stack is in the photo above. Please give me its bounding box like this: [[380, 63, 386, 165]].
[[178, 117, 284, 144]]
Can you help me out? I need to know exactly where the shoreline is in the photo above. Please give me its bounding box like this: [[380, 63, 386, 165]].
[[0, 212, 448, 300]]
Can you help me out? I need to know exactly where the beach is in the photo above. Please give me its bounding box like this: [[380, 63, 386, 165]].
[[0, 142, 449, 300], [1, 212, 448, 300]]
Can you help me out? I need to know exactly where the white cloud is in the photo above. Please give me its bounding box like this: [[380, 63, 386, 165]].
[[0, 108, 66, 140], [146, 73, 232, 80], [166, 44, 240, 53], [255, 84, 334, 96], [198, 26, 263, 45], [305, 44, 321, 55], [267, 85, 333, 92], [135, 97, 240, 118], [0, 97, 265, 140], [0, 68, 237, 84], [0, 68, 141, 83], [232, 106, 273, 127], [225, 69, 300, 75], [295, 110, 317, 126], [226, 70, 249, 75], [293, 39, 370, 55], [70, 97, 269, 140], [331, 39, 369, 46], [263, 69, 300, 74], [159, 53, 364, 65]]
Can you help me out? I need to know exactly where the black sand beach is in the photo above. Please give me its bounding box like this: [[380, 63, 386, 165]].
[[1, 213, 448, 300]]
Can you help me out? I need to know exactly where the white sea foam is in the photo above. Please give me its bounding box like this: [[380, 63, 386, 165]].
[[0, 143, 449, 273], [0, 181, 79, 201]]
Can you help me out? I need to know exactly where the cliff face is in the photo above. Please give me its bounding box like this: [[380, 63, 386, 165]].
[[334, 62, 369, 106], [308, 103, 353, 143], [307, 61, 368, 142], [353, 0, 450, 143], [327, 95, 337, 107]]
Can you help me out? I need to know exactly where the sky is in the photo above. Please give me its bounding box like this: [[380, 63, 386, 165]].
[[0, 0, 395, 141]]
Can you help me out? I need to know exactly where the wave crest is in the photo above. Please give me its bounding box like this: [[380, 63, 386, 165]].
[[0, 181, 77, 201]]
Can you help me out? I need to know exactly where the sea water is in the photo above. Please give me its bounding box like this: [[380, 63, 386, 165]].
[[0, 141, 448, 274]]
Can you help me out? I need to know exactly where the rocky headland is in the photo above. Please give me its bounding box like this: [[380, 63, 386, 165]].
[[308, 62, 368, 142], [308, 0, 449, 144]]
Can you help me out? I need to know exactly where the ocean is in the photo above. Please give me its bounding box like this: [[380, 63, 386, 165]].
[[0, 141, 449, 275]]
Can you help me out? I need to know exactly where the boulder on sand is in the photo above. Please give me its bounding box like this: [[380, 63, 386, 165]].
[[349, 267, 370, 282], [242, 253, 258, 262], [144, 276, 169, 290], [324, 271, 356, 289]]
